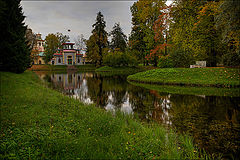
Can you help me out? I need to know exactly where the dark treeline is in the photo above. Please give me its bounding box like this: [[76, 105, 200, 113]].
[[0, 0, 31, 73]]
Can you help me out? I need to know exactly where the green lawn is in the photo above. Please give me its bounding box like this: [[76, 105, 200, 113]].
[[0, 71, 207, 159], [127, 68, 240, 88]]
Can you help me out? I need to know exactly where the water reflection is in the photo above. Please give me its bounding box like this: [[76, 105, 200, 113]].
[[36, 71, 240, 158]]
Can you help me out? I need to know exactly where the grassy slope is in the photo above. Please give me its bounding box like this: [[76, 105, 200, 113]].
[[127, 68, 240, 88], [0, 71, 205, 159]]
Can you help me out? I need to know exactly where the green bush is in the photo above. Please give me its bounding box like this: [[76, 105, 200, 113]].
[[158, 56, 174, 68], [222, 52, 240, 66], [103, 51, 138, 67], [169, 49, 195, 68]]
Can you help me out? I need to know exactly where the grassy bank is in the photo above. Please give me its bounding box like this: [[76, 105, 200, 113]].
[[127, 68, 240, 88], [0, 71, 206, 159], [29, 64, 96, 71]]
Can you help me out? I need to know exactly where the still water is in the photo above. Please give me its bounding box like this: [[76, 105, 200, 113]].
[[35, 71, 240, 158]]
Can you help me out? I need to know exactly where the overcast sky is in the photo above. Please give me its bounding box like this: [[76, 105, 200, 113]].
[[21, 1, 138, 42], [21, 1, 172, 42]]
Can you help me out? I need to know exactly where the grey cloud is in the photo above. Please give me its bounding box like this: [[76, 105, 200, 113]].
[[21, 1, 137, 41]]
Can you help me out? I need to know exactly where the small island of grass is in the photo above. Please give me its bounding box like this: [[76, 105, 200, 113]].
[[127, 68, 240, 88]]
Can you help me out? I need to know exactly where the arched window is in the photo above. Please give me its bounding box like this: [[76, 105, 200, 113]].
[[58, 58, 61, 63]]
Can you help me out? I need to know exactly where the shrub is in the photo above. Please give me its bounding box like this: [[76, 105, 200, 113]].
[[158, 56, 174, 68], [169, 49, 195, 68], [103, 51, 138, 67], [222, 52, 240, 66]]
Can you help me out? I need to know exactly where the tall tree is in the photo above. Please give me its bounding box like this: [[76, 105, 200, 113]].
[[129, 2, 147, 64], [216, 0, 240, 54], [25, 28, 37, 63], [86, 33, 100, 65], [74, 34, 85, 50], [44, 33, 59, 63], [25, 28, 37, 51], [216, 0, 240, 66], [148, 5, 171, 67], [0, 0, 31, 73], [109, 23, 127, 52], [91, 11, 108, 66], [193, 1, 221, 67], [131, 0, 165, 66], [56, 32, 70, 49]]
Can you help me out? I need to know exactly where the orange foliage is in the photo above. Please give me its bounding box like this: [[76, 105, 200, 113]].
[[147, 5, 172, 60]]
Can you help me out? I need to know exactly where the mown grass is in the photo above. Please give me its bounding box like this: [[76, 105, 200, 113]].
[[0, 71, 207, 159], [127, 68, 240, 88]]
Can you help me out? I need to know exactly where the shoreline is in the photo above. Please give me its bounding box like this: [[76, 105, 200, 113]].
[[0, 71, 207, 159], [127, 68, 240, 88]]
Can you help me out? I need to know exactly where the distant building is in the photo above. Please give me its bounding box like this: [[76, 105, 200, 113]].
[[51, 42, 86, 65], [32, 33, 45, 64]]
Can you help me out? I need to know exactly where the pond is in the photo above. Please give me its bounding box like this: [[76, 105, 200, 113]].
[[35, 71, 240, 159]]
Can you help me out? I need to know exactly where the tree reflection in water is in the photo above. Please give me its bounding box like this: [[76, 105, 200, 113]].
[[35, 71, 240, 159]]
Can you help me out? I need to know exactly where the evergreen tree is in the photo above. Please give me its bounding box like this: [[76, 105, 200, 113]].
[[109, 23, 127, 52], [91, 11, 108, 66], [129, 2, 147, 64], [0, 0, 31, 73]]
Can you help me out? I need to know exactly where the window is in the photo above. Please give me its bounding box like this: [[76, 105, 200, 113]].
[[58, 58, 61, 63], [78, 58, 80, 63]]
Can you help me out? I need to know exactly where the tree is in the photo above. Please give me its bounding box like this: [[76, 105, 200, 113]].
[[0, 0, 31, 73], [147, 5, 172, 67], [86, 33, 100, 65], [25, 28, 37, 64], [87, 11, 108, 66], [109, 23, 127, 52], [74, 34, 85, 50], [44, 33, 59, 63], [216, 0, 240, 54], [193, 1, 221, 67], [25, 28, 37, 50], [216, 0, 240, 66], [56, 32, 70, 49], [130, 0, 165, 66], [43, 32, 69, 63], [129, 2, 147, 64]]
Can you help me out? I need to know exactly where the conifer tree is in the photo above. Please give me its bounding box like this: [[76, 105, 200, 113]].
[[109, 23, 127, 52], [91, 11, 108, 66], [0, 0, 31, 73]]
